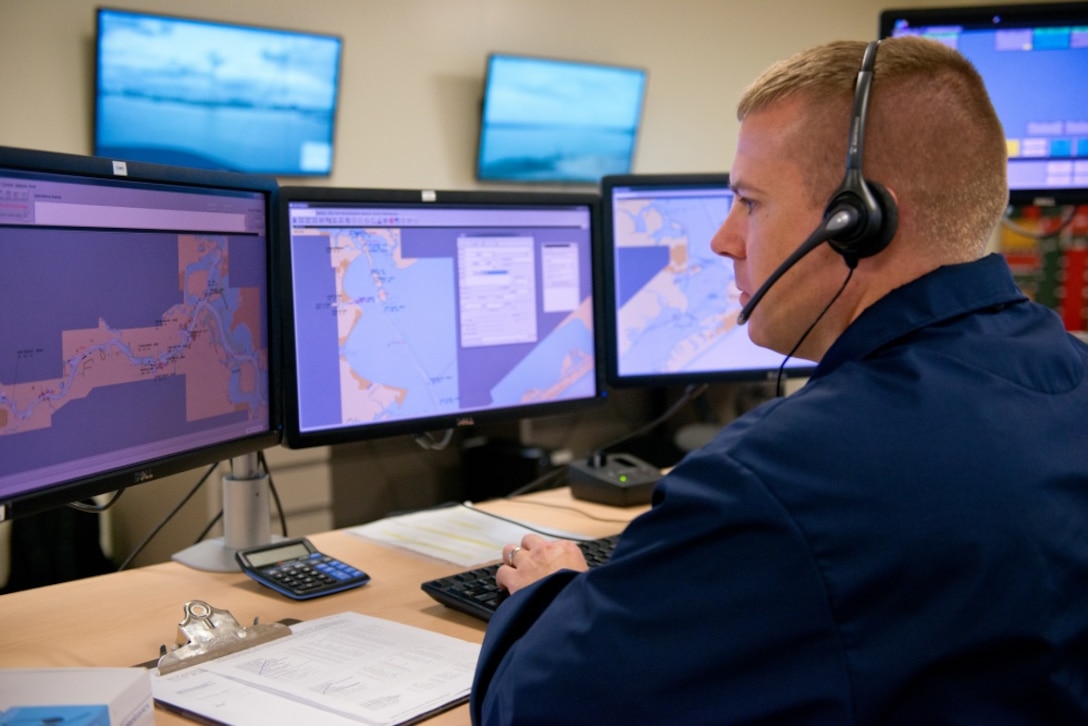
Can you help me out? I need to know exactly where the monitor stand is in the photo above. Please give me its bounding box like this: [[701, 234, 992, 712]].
[[172, 453, 282, 572]]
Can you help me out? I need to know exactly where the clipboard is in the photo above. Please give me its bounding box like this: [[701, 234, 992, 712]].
[[153, 600, 293, 675], [145, 601, 479, 726]]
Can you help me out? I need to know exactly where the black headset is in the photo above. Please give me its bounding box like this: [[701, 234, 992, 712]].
[[737, 40, 899, 325]]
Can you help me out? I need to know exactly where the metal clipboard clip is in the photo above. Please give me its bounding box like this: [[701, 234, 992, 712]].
[[156, 600, 291, 675]]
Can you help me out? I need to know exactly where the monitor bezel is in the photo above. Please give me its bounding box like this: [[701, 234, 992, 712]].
[[93, 6, 344, 178], [474, 52, 648, 186], [0, 145, 283, 522], [600, 172, 817, 388], [277, 185, 607, 449], [878, 2, 1088, 206]]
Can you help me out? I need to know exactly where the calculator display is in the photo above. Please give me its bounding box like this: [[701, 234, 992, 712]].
[[245, 542, 313, 568]]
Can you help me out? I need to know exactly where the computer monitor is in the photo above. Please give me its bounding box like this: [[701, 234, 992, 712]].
[[0, 146, 280, 523], [95, 8, 343, 177], [880, 3, 1088, 204], [279, 186, 604, 448], [600, 173, 815, 388], [476, 54, 647, 184]]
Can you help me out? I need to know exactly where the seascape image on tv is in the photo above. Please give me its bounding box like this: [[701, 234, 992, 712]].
[[95, 10, 342, 176], [478, 55, 646, 184]]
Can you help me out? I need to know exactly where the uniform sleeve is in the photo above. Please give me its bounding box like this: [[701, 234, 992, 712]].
[[469, 445, 855, 725]]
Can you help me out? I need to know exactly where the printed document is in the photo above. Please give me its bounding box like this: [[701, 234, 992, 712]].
[[348, 503, 580, 566], [151, 612, 479, 725]]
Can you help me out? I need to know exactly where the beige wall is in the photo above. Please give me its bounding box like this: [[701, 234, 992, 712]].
[[0, 0, 1014, 190], [0, 0, 1034, 571]]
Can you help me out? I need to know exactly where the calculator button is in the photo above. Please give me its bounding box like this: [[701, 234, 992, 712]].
[[240, 542, 369, 599]]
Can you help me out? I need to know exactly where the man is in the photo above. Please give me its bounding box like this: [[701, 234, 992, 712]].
[[470, 37, 1088, 724]]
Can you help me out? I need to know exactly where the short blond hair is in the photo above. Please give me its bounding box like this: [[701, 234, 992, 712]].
[[738, 37, 1008, 260]]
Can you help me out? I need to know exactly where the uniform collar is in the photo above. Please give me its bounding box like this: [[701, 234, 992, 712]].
[[814, 254, 1028, 378]]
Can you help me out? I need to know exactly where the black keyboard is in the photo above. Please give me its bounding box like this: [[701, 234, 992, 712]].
[[421, 534, 620, 622]]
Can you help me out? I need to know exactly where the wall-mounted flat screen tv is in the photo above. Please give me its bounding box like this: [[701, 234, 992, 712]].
[[94, 8, 342, 177], [476, 54, 647, 185]]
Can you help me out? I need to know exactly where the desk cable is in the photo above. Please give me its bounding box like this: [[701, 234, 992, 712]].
[[462, 501, 630, 541], [116, 454, 287, 571], [116, 462, 219, 571], [505, 384, 709, 500]]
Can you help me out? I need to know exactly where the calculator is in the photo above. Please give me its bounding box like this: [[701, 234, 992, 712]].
[[235, 538, 371, 600]]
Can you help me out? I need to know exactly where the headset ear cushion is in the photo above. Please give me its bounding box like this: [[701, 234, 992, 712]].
[[864, 179, 898, 258], [828, 179, 899, 265]]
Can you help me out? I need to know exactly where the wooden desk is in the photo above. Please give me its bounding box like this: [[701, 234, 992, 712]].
[[0, 488, 645, 724]]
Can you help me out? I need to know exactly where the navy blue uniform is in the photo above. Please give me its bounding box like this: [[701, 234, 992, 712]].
[[472, 255, 1088, 724]]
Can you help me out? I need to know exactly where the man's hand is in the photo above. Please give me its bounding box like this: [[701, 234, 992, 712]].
[[497, 533, 589, 594]]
